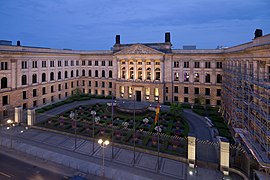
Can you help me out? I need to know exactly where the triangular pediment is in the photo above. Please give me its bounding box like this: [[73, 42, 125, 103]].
[[114, 44, 164, 55]]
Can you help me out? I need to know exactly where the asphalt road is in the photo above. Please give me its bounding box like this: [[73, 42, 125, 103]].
[[0, 153, 66, 180]]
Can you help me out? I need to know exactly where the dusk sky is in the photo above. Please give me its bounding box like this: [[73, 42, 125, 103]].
[[0, 0, 269, 50]]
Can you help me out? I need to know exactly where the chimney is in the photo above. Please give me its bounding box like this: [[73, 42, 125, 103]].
[[165, 32, 171, 43], [254, 29, 263, 38], [17, 41, 21, 46], [115, 35, 120, 44]]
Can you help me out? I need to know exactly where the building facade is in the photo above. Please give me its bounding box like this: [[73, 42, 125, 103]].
[[0, 31, 270, 163]]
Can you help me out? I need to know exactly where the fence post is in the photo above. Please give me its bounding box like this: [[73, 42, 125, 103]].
[[27, 108, 35, 126], [15, 106, 23, 123]]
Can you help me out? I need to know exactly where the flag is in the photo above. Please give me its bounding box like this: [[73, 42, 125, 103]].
[[154, 103, 160, 124]]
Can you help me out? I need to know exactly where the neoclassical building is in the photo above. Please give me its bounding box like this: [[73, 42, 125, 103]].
[[0, 31, 269, 164]]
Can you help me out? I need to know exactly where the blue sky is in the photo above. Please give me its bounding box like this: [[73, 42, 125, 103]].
[[0, 0, 269, 50]]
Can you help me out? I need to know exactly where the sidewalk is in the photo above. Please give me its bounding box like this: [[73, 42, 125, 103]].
[[0, 126, 224, 180]]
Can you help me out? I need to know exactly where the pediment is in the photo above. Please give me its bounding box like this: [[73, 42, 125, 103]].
[[114, 44, 163, 55]]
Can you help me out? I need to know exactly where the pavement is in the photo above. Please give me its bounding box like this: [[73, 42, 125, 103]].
[[0, 126, 224, 180]]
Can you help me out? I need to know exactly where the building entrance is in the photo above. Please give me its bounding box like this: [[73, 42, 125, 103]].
[[136, 91, 141, 101]]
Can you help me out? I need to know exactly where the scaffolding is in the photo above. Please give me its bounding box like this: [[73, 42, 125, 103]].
[[222, 59, 270, 164]]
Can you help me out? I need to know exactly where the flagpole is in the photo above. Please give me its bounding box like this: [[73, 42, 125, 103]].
[[133, 94, 136, 165], [111, 93, 114, 159]]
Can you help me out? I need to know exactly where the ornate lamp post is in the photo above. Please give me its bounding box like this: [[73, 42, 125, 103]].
[[91, 110, 96, 153], [98, 139, 109, 177], [69, 111, 78, 150]]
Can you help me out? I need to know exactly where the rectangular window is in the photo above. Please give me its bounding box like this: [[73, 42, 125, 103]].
[[51, 85, 54, 93], [216, 100, 221, 105], [22, 61, 27, 69], [217, 89, 221, 96], [184, 87, 189, 94], [102, 90, 105, 95], [194, 87, 199, 94], [82, 60, 85, 66], [33, 89, 37, 97], [205, 88, 210, 96], [51, 96, 54, 102], [205, 62, 211, 68], [65, 92, 68, 97], [71, 82, 73, 88], [184, 97, 189, 103], [165, 87, 168, 93], [42, 87, 46, 95], [77, 81, 79, 86], [23, 91, 27, 99], [102, 61, 105, 66], [32, 61, 38, 68], [174, 96, 179, 102], [194, 61, 200, 68], [2, 95, 8, 106], [95, 90, 98, 95], [174, 86, 178, 93], [216, 62, 222, 69], [42, 61, 46, 68], [33, 100, 37, 107], [50, 61, 54, 67], [58, 94, 61, 100], [1, 62, 8, 70], [174, 61, 179, 68], [88, 61, 92, 66], [65, 83, 68, 89], [184, 62, 189, 68], [95, 81, 98, 87], [95, 61, 98, 66], [89, 81, 91, 86], [58, 84, 61, 91], [76, 60, 79, 66], [71, 61, 74, 66], [82, 80, 85, 86], [58, 60, 62, 67], [109, 61, 113, 66], [109, 82, 112, 88], [43, 98, 46, 104], [205, 99, 210, 105]]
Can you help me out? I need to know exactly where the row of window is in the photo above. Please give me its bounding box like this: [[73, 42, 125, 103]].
[[173, 61, 222, 69], [20, 70, 113, 85], [171, 96, 221, 105], [174, 73, 222, 83], [121, 67, 160, 80], [170, 86, 222, 96], [21, 60, 113, 69]]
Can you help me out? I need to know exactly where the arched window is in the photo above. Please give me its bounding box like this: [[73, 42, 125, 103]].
[[121, 67, 126, 79], [95, 70, 98, 77], [217, 74, 222, 83], [194, 73, 200, 82], [1, 77, 7, 88], [205, 74, 211, 83], [129, 67, 134, 79], [82, 69, 85, 76], [102, 70, 105, 77], [109, 70, 112, 78], [32, 74, 37, 83], [71, 70, 74, 77], [76, 70, 79, 77], [138, 68, 142, 80], [42, 73, 46, 82], [155, 68, 160, 81], [146, 68, 151, 80], [64, 71, 68, 78], [50, 72, 54, 81], [22, 75, 27, 85], [89, 70, 91, 77], [58, 71, 61, 80]]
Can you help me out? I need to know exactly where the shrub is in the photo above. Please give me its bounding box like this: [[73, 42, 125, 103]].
[[192, 109, 205, 116], [163, 102, 171, 106], [181, 103, 191, 109], [36, 108, 45, 114]]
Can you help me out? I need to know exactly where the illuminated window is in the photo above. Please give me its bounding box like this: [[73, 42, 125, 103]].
[[194, 73, 200, 82]]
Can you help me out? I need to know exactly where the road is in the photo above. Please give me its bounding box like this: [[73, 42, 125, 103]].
[[0, 153, 66, 180]]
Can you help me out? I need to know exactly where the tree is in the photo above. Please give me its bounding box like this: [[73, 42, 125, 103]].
[[170, 103, 183, 120]]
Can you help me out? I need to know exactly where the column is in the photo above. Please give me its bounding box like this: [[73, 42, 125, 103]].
[[125, 60, 129, 80], [117, 61, 121, 79], [219, 137, 230, 176], [134, 59, 137, 80], [27, 109, 35, 126], [151, 60, 155, 81], [14, 106, 23, 123], [142, 61, 146, 80], [160, 61, 164, 83], [188, 135, 196, 167]]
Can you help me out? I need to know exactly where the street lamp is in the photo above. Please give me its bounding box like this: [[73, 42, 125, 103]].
[[69, 111, 78, 150], [6, 119, 14, 148], [188, 166, 198, 176], [98, 139, 109, 177], [91, 110, 96, 153]]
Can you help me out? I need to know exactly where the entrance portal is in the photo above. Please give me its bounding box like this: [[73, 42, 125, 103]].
[[135, 91, 141, 101]]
